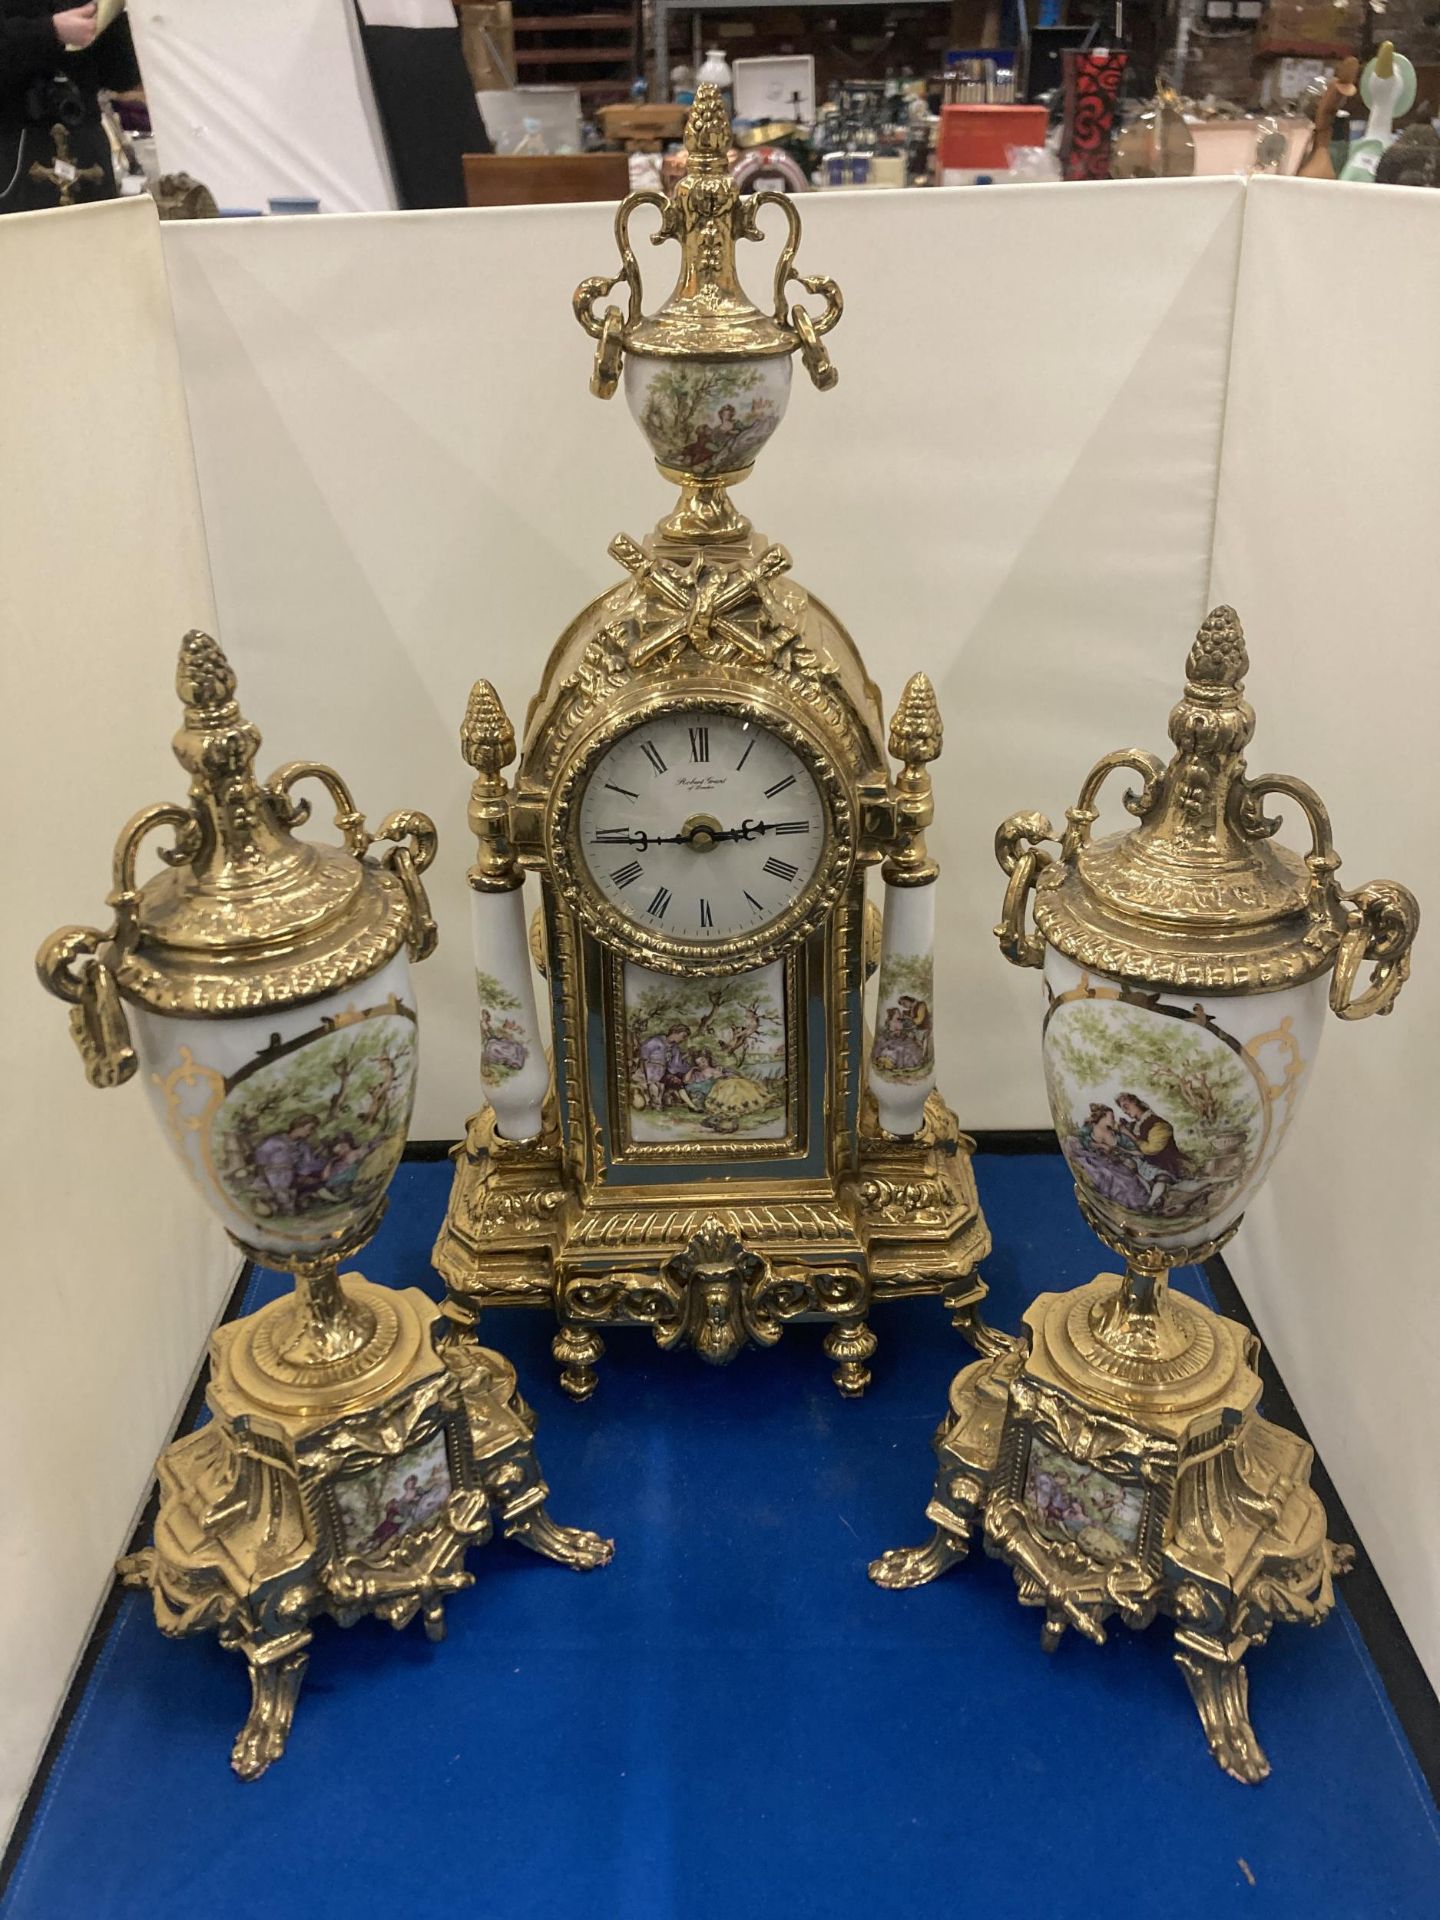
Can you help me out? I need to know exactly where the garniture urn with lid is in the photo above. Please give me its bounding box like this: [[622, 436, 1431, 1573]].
[[435, 87, 990, 1400], [38, 632, 612, 1779], [872, 606, 1419, 1783]]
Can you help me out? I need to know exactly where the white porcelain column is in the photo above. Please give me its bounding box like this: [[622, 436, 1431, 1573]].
[[472, 883, 549, 1141], [869, 880, 936, 1137]]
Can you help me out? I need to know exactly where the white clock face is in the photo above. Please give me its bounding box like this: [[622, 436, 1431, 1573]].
[[575, 710, 828, 943]]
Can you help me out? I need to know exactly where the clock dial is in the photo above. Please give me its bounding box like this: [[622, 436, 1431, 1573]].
[[575, 710, 828, 942]]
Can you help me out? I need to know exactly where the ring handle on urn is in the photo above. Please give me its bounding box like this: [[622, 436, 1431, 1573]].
[[994, 812, 1058, 970], [34, 926, 137, 1088], [573, 189, 669, 397], [378, 809, 440, 962], [1329, 879, 1420, 1020], [748, 190, 844, 390]]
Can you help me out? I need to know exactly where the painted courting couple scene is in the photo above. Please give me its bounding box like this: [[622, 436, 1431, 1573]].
[[1023, 1439, 1145, 1562], [477, 970, 530, 1083], [1044, 994, 1266, 1231], [624, 964, 788, 1142], [871, 951, 934, 1082], [637, 361, 784, 479], [212, 1003, 418, 1233], [333, 1430, 452, 1563]]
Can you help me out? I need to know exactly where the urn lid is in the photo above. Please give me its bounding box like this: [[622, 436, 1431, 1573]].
[[1031, 608, 1347, 993], [575, 87, 843, 387], [42, 633, 436, 1037]]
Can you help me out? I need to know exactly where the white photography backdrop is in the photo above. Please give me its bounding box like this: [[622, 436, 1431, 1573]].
[[4, 177, 1437, 1842], [1, 201, 235, 1841], [129, 0, 397, 214]]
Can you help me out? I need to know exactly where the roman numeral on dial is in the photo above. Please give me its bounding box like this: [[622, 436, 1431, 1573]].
[[764, 857, 799, 883], [641, 741, 667, 776], [764, 773, 796, 800], [699, 898, 713, 929], [593, 828, 633, 844], [647, 886, 672, 919], [770, 821, 810, 835], [610, 860, 643, 889], [689, 726, 710, 763]]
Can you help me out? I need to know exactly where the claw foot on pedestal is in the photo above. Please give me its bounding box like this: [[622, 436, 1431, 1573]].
[[232, 1643, 311, 1782], [868, 1522, 972, 1589], [1175, 1642, 1270, 1785], [507, 1503, 615, 1570]]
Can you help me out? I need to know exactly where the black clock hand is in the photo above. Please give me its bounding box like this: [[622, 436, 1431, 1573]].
[[591, 829, 654, 850]]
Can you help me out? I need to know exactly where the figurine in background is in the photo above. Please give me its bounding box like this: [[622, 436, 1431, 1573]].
[[1111, 75, 1195, 179], [1252, 114, 1288, 173], [1340, 42, 1417, 182], [1296, 57, 1358, 180], [1375, 122, 1440, 188]]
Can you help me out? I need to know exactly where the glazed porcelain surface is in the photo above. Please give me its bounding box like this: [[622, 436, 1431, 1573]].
[[622, 957, 791, 1144], [135, 949, 418, 1258], [1041, 948, 1326, 1251], [870, 882, 936, 1138], [623, 352, 791, 477], [473, 888, 550, 1140]]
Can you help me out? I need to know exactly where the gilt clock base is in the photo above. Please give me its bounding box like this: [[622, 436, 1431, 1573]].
[[120, 1279, 612, 1779], [869, 1273, 1351, 1783], [434, 1093, 989, 1398]]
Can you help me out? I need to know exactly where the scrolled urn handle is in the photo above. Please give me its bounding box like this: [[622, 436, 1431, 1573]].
[[994, 812, 1059, 969], [264, 761, 371, 857], [1236, 772, 1341, 924], [109, 802, 203, 948], [1329, 879, 1420, 1020], [1059, 749, 1166, 865], [377, 809, 440, 962]]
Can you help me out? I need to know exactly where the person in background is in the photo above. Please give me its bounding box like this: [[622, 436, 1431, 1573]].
[[1, 3, 140, 212]]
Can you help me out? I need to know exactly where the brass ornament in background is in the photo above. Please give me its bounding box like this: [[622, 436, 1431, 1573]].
[[28, 123, 104, 206], [873, 606, 1419, 1783], [437, 90, 989, 1399], [38, 632, 612, 1779]]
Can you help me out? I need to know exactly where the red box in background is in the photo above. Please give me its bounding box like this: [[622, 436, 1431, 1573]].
[[937, 104, 1050, 173]]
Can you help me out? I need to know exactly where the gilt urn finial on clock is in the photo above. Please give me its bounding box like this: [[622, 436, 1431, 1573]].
[[435, 90, 990, 1400], [574, 81, 841, 546]]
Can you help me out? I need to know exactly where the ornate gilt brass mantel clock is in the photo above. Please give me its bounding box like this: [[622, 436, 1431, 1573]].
[[434, 87, 989, 1398]]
